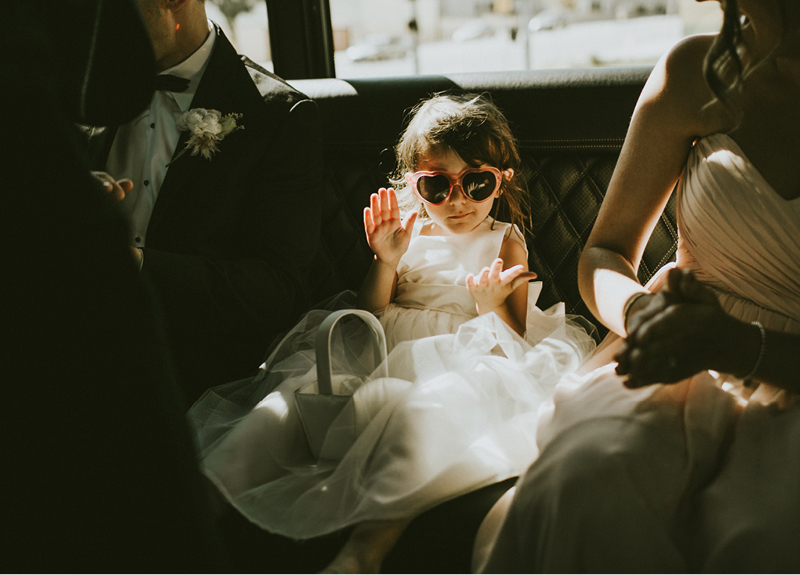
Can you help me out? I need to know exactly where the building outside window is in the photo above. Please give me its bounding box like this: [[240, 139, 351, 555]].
[[205, 0, 722, 79], [329, 0, 722, 78]]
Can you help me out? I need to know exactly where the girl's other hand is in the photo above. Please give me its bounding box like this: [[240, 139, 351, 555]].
[[364, 188, 417, 266], [467, 258, 537, 315]]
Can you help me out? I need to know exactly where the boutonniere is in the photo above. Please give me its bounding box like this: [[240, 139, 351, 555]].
[[167, 108, 243, 166]]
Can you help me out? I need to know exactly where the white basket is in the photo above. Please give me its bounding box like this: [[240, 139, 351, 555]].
[[294, 309, 388, 460]]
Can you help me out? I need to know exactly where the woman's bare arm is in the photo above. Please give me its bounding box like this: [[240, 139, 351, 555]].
[[578, 34, 726, 336]]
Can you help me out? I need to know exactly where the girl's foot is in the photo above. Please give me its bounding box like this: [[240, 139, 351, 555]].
[[321, 519, 411, 574]]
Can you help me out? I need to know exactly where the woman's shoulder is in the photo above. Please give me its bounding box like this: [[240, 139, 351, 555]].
[[662, 34, 717, 99], [666, 33, 716, 67], [641, 33, 731, 138]]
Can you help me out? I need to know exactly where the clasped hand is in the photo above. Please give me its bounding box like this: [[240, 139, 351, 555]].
[[363, 188, 418, 266], [616, 267, 732, 388]]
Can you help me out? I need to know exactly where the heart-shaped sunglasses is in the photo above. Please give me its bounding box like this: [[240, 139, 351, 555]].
[[406, 167, 503, 205]]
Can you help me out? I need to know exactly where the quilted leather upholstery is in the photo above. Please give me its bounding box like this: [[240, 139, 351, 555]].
[[524, 153, 677, 337], [293, 66, 678, 338]]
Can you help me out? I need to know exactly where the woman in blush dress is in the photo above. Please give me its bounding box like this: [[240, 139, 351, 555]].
[[478, 0, 800, 572]]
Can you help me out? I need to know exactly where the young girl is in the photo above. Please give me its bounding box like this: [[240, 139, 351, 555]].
[[189, 93, 595, 573]]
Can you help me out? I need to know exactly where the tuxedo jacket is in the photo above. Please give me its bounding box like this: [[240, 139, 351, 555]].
[[82, 26, 324, 403], [4, 6, 225, 570]]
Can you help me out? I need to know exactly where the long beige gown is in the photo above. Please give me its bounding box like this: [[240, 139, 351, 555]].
[[483, 133, 800, 573]]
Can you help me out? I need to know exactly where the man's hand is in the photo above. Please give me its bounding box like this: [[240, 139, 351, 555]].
[[92, 171, 133, 201], [616, 268, 730, 387], [467, 258, 537, 315], [130, 246, 142, 267]]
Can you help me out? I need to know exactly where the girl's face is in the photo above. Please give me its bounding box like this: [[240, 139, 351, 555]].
[[415, 147, 504, 235]]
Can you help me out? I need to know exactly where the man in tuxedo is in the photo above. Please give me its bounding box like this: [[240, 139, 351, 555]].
[[3, 0, 226, 570], [83, 0, 324, 404]]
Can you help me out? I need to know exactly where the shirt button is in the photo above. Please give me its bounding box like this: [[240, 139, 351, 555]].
[[135, 236, 141, 243], [150, 123, 155, 129], [143, 180, 150, 186]]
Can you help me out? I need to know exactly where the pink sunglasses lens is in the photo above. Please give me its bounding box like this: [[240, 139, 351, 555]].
[[461, 170, 498, 201], [416, 174, 451, 204]]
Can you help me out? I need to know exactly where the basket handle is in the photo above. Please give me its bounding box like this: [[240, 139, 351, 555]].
[[315, 309, 388, 396]]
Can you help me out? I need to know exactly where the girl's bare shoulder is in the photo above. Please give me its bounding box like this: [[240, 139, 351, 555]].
[[499, 229, 528, 268]]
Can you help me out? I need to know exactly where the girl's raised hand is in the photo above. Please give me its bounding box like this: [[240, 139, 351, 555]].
[[364, 188, 418, 266], [467, 258, 537, 315]]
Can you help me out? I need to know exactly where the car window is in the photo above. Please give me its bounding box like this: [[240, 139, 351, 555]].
[[206, 0, 274, 72], [328, 0, 722, 79]]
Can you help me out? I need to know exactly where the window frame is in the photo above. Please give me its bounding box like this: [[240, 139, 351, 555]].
[[265, 0, 335, 79]]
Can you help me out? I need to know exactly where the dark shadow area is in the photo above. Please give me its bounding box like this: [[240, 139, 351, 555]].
[[216, 478, 517, 573]]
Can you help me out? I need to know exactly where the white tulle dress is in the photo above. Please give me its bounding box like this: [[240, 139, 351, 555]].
[[188, 217, 595, 539]]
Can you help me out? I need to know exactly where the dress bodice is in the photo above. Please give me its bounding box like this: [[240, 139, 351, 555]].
[[676, 133, 800, 334], [394, 217, 521, 318], [376, 217, 529, 350]]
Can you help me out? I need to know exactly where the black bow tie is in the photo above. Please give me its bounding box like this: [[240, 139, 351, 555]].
[[155, 74, 190, 93]]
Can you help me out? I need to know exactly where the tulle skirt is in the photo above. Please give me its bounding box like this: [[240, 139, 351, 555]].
[[188, 291, 595, 539]]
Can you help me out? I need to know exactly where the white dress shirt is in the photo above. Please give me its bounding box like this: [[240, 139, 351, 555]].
[[106, 22, 216, 247]]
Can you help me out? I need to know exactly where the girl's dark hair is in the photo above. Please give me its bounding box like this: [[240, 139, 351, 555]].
[[703, 0, 789, 117], [391, 92, 531, 238]]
